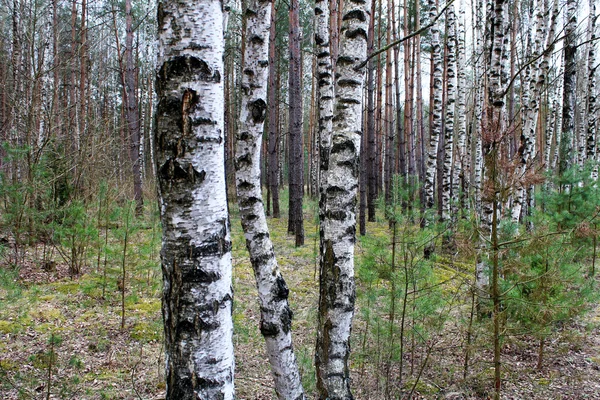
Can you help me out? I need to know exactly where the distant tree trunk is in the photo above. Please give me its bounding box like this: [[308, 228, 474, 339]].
[[559, 0, 577, 176], [453, 5, 467, 215], [586, 0, 597, 167], [125, 0, 143, 214], [392, 0, 406, 180], [384, 2, 394, 205], [441, 4, 457, 224], [268, 0, 280, 218], [315, 0, 371, 397], [155, 1, 234, 398], [235, 2, 305, 397], [424, 0, 443, 212], [366, 0, 377, 222], [288, 0, 304, 246]]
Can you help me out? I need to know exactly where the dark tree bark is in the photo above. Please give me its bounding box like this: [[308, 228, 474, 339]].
[[125, 0, 143, 214], [288, 0, 304, 246], [366, 0, 377, 222], [268, 0, 280, 218]]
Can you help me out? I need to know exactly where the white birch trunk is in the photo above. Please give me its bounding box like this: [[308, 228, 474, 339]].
[[586, 0, 597, 168], [234, 2, 305, 399], [315, 0, 335, 238], [315, 1, 371, 398], [442, 4, 457, 223], [424, 0, 443, 212], [453, 5, 468, 214], [155, 1, 234, 398]]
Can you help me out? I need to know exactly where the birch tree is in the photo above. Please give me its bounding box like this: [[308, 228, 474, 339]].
[[315, 0, 371, 397], [441, 4, 457, 224], [423, 0, 443, 212], [315, 0, 335, 233], [559, 0, 578, 175], [234, 1, 305, 398], [155, 1, 234, 398]]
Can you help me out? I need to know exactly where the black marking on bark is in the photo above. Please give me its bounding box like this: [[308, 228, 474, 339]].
[[191, 117, 216, 126], [157, 96, 183, 125], [182, 266, 221, 283], [315, 6, 323, 15], [190, 237, 233, 258], [272, 274, 290, 299], [331, 138, 356, 154], [317, 50, 330, 59], [245, 8, 257, 17], [337, 56, 355, 66], [249, 99, 267, 123], [235, 153, 252, 168], [346, 28, 368, 40], [249, 34, 264, 45], [250, 251, 275, 268], [243, 68, 255, 76], [338, 97, 361, 105], [258, 60, 269, 68], [260, 320, 280, 336], [238, 180, 255, 191], [158, 56, 220, 90], [315, 35, 325, 45], [240, 196, 262, 209], [189, 42, 210, 51], [338, 78, 361, 87], [343, 9, 367, 22], [280, 305, 293, 334], [197, 135, 223, 144], [326, 209, 347, 221]]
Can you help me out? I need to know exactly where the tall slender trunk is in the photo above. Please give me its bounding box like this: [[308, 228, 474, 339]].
[[366, 0, 377, 222], [423, 0, 443, 213], [125, 0, 143, 214], [268, 0, 280, 218], [384, 2, 394, 205], [315, 0, 335, 237], [288, 0, 304, 246], [235, 2, 305, 397], [392, 0, 406, 179], [315, 1, 371, 398], [453, 5, 467, 215], [586, 0, 597, 166], [155, 1, 234, 398], [441, 4, 457, 224]]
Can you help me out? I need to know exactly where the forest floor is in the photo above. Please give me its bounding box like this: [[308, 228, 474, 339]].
[[1, 199, 600, 399]]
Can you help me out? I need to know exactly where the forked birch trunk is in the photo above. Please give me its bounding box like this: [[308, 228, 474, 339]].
[[155, 1, 234, 398], [315, 0, 371, 398], [235, 2, 305, 398]]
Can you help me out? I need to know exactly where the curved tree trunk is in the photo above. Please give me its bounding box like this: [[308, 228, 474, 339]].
[[315, 0, 371, 398], [155, 1, 234, 398], [235, 2, 305, 398]]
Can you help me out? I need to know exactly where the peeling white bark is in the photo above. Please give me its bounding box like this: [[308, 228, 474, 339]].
[[155, 1, 234, 399], [442, 4, 457, 223]]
